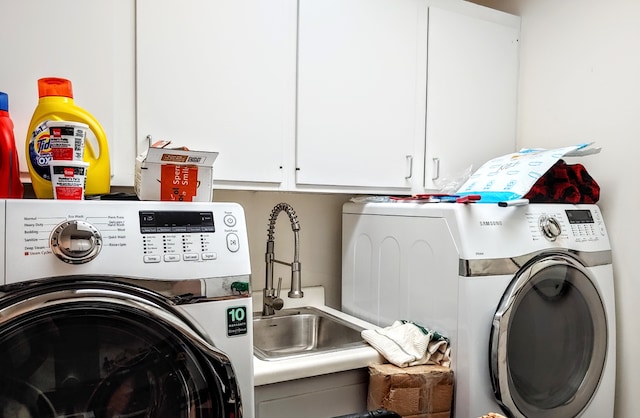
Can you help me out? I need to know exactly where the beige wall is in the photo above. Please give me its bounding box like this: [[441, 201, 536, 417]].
[[468, 0, 640, 416], [214, 190, 351, 309]]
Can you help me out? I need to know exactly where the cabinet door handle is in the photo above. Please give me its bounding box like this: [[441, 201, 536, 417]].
[[405, 155, 413, 179], [432, 157, 440, 181]]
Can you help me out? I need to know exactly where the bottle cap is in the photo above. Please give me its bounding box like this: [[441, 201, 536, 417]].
[[38, 77, 74, 99], [0, 92, 7, 112]]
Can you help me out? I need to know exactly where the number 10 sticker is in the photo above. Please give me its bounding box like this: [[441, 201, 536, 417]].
[[227, 306, 248, 337]]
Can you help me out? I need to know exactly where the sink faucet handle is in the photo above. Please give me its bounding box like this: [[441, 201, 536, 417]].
[[272, 277, 284, 311]]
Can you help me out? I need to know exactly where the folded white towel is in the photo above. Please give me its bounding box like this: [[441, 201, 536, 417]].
[[362, 320, 451, 368]]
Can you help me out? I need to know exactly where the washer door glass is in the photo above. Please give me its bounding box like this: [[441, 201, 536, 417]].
[[0, 301, 236, 418], [490, 254, 608, 418]]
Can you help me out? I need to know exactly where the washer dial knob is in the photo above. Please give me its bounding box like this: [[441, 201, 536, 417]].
[[539, 215, 562, 241], [50, 220, 103, 264]]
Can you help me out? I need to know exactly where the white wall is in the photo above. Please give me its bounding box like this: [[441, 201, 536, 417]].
[[468, 0, 640, 416]]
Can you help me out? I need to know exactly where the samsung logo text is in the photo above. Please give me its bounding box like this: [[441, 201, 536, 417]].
[[479, 221, 503, 226]]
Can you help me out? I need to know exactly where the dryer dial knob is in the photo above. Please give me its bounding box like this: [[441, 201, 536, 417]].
[[540, 215, 562, 241], [50, 220, 103, 264]]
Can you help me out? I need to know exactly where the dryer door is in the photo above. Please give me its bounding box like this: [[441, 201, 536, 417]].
[[490, 252, 608, 418], [0, 281, 241, 418]]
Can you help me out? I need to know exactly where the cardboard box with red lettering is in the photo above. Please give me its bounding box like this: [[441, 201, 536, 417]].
[[135, 145, 218, 202]]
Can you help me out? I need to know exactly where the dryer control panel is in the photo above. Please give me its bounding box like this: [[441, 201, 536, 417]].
[[532, 207, 606, 243], [565, 208, 606, 238]]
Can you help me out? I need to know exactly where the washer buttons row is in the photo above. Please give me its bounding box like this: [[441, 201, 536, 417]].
[[143, 252, 218, 263]]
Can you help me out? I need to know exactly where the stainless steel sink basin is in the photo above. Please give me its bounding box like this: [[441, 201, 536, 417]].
[[253, 306, 367, 361]]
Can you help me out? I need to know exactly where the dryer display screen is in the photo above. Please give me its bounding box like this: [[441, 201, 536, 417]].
[[138, 211, 215, 233], [565, 210, 594, 224]]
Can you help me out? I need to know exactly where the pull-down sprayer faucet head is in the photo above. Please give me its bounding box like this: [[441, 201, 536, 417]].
[[262, 202, 303, 316]]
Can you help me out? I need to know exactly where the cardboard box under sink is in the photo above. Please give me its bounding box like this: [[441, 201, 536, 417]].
[[367, 363, 454, 418]]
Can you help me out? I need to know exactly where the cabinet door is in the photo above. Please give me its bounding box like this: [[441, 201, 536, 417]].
[[0, 1, 135, 186], [255, 369, 369, 418], [424, 5, 519, 190], [136, 0, 297, 188], [296, 0, 428, 191]]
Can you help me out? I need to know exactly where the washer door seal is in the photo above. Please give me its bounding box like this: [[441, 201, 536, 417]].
[[490, 251, 608, 418]]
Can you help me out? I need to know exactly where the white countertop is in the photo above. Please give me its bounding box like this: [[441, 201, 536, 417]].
[[252, 286, 385, 386]]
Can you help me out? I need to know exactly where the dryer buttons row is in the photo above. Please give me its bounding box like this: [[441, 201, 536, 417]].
[[570, 224, 605, 237]]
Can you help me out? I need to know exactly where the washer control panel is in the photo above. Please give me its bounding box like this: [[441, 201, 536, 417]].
[[137, 209, 240, 264], [4, 200, 251, 284]]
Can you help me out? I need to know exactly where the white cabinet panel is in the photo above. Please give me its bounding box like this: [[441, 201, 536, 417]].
[[296, 0, 428, 190], [254, 369, 369, 418], [136, 0, 297, 188], [295, 0, 519, 194], [137, 0, 517, 193], [0, 1, 136, 186], [425, 5, 520, 189]]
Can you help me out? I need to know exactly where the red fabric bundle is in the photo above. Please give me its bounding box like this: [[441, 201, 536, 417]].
[[523, 159, 600, 204]]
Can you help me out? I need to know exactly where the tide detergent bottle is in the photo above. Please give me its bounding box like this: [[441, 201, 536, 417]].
[[26, 77, 110, 198], [0, 92, 24, 198]]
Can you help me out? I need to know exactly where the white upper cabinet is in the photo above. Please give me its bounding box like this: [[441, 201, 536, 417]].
[[295, 0, 520, 194], [137, 0, 519, 194], [136, 0, 297, 189], [296, 0, 429, 192], [424, 5, 520, 190]]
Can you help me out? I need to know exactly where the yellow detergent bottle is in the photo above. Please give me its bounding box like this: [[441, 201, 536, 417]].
[[26, 77, 111, 198]]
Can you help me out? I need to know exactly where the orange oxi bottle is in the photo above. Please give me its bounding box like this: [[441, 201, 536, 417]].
[[26, 77, 111, 198]]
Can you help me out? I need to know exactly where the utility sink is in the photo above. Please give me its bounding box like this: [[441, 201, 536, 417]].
[[253, 306, 368, 361]]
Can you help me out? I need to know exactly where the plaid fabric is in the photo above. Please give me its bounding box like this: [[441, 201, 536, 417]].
[[524, 159, 600, 203]]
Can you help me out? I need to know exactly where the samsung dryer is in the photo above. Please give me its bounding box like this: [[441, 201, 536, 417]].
[[342, 202, 615, 418]]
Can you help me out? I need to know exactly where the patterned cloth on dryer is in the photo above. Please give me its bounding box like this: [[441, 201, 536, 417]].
[[524, 159, 600, 203]]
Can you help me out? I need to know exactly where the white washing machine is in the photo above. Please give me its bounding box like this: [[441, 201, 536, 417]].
[[0, 200, 255, 418], [342, 202, 615, 418]]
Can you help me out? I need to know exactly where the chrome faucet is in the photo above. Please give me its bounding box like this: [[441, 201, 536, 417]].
[[262, 202, 303, 316]]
